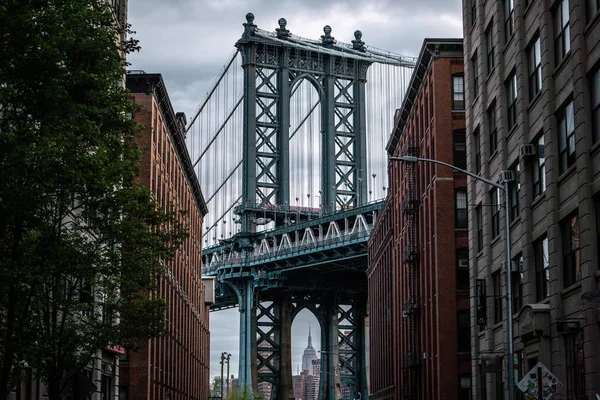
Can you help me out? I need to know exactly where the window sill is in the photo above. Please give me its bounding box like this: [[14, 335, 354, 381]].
[[455, 227, 469, 232], [590, 139, 600, 156], [477, 248, 485, 259], [489, 148, 500, 163], [493, 321, 503, 331], [503, 33, 516, 54], [506, 123, 519, 141], [560, 281, 582, 297], [557, 164, 577, 186], [584, 10, 600, 36], [486, 67, 496, 83], [553, 51, 572, 79], [527, 90, 543, 112], [510, 215, 521, 228], [491, 234, 502, 247], [470, 20, 478, 35], [523, 1, 534, 18], [531, 192, 546, 209]]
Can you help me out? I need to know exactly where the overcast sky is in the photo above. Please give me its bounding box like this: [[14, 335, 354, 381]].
[[127, 0, 463, 380]]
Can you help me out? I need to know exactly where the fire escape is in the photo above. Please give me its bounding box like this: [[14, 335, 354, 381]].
[[401, 143, 420, 399]]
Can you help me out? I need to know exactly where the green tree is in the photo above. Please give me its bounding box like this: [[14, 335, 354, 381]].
[[211, 376, 223, 397], [0, 0, 184, 399]]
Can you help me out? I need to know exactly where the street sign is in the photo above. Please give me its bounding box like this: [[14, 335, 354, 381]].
[[517, 362, 563, 400]]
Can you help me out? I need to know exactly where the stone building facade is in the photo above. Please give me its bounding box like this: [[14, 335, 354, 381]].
[[121, 72, 211, 400], [462, 0, 600, 398], [368, 38, 471, 400]]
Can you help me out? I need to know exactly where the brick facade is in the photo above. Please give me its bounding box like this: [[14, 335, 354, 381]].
[[463, 0, 600, 398], [368, 39, 470, 400], [121, 73, 210, 400]]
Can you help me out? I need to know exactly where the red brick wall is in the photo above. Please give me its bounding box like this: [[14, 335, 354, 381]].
[[368, 49, 470, 400], [122, 92, 210, 400]]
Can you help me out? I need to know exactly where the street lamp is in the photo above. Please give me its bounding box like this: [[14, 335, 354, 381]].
[[390, 155, 515, 400]]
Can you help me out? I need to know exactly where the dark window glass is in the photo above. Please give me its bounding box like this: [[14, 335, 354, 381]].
[[453, 74, 465, 110], [471, 0, 477, 25], [510, 163, 520, 220], [565, 330, 586, 398], [535, 236, 550, 301], [479, 365, 487, 399], [496, 355, 505, 400], [458, 311, 471, 352], [488, 105, 497, 154], [591, 69, 600, 142], [558, 101, 575, 173], [532, 135, 546, 197], [507, 72, 517, 130], [454, 130, 467, 169], [472, 52, 479, 100], [493, 271, 502, 324], [476, 205, 483, 252], [505, 0, 515, 41], [528, 36, 542, 100], [486, 24, 495, 74], [456, 189, 468, 229], [563, 213, 581, 287], [459, 374, 472, 400], [457, 248, 469, 290], [555, 0, 571, 64], [491, 188, 501, 238], [474, 127, 481, 172], [512, 255, 523, 312], [589, 0, 600, 20]]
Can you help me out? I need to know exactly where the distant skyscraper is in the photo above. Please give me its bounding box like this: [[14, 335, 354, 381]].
[[301, 326, 318, 374]]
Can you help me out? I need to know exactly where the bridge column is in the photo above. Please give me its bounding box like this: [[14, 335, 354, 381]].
[[234, 279, 258, 393], [354, 65, 369, 206], [320, 295, 341, 400], [277, 50, 290, 207]]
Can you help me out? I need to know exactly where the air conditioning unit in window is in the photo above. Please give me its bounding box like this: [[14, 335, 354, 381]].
[[520, 144, 537, 158], [499, 170, 514, 183], [458, 259, 469, 269]]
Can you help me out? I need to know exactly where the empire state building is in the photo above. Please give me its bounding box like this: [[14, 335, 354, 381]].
[[301, 326, 318, 374]]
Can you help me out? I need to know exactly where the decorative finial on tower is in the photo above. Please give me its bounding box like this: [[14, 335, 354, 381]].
[[243, 12, 257, 39], [276, 17, 290, 39], [321, 25, 335, 46], [352, 30, 366, 52]]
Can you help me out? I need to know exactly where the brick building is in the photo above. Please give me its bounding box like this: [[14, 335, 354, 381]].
[[463, 0, 600, 398], [121, 72, 211, 400], [368, 38, 471, 399]]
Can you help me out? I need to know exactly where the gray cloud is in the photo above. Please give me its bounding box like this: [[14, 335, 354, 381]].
[[127, 0, 462, 380]]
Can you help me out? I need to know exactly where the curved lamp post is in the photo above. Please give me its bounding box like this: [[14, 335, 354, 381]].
[[390, 155, 515, 400]]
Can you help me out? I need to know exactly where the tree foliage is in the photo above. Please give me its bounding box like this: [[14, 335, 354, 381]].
[[0, 0, 185, 398]]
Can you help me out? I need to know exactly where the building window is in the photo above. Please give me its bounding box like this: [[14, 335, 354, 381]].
[[562, 213, 581, 287], [458, 311, 471, 353], [589, 0, 600, 20], [591, 69, 600, 142], [505, 0, 515, 41], [486, 24, 495, 75], [472, 52, 479, 100], [476, 205, 483, 252], [456, 189, 468, 229], [535, 236, 550, 301], [528, 36, 542, 100], [512, 255, 523, 312], [493, 271, 502, 324], [471, 0, 477, 25], [474, 127, 481, 172], [479, 365, 488, 399], [454, 130, 467, 169], [564, 330, 586, 398], [457, 248, 469, 290], [558, 101, 575, 173], [488, 104, 497, 154], [491, 188, 501, 238], [555, 0, 571, 65], [510, 163, 520, 220], [532, 135, 546, 197], [453, 74, 465, 110], [506, 72, 517, 131], [459, 374, 472, 400]]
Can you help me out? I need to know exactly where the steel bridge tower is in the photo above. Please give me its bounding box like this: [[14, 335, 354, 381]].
[[194, 13, 416, 400]]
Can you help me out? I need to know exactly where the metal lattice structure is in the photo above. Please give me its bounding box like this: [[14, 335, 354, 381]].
[[187, 13, 416, 400]]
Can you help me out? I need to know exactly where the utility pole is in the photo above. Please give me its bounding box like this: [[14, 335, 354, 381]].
[[226, 353, 231, 398], [220, 352, 227, 399]]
